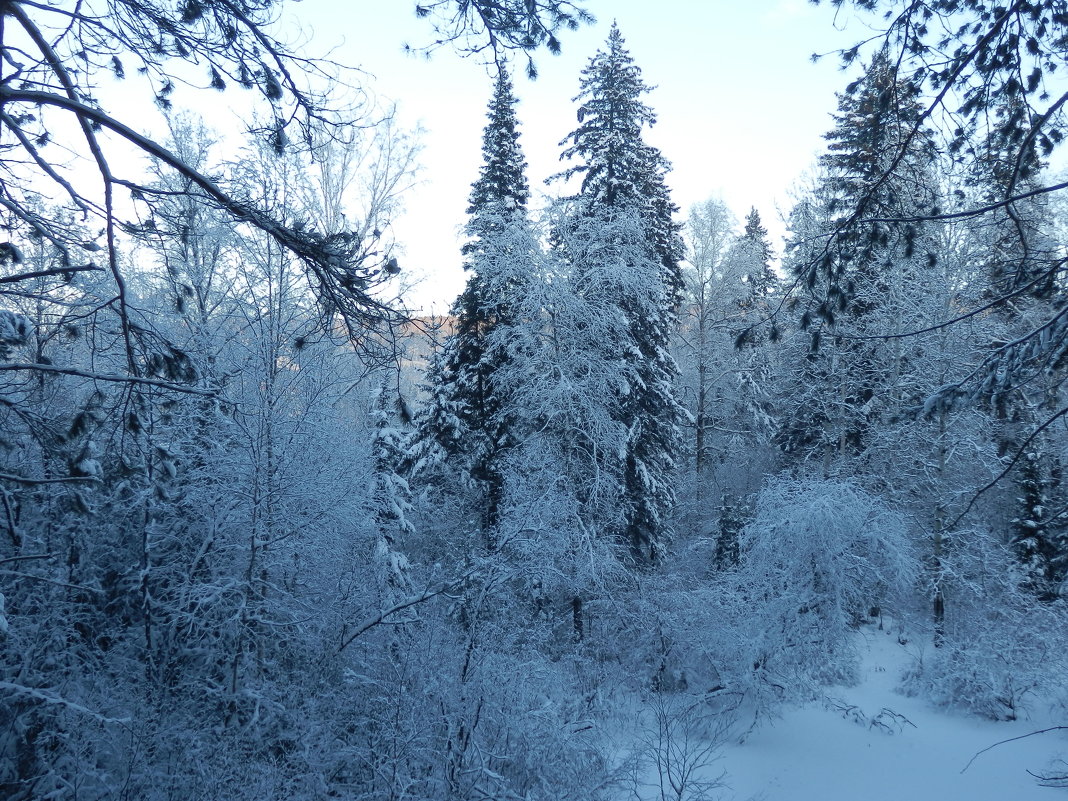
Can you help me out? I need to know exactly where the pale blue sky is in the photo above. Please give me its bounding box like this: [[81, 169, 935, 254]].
[[289, 1, 873, 310]]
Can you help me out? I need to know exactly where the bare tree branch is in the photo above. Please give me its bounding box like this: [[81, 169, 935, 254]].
[[961, 726, 1068, 774], [0, 361, 217, 395]]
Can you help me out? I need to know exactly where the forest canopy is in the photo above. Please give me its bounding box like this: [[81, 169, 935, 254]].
[[1, 2, 1066, 799]]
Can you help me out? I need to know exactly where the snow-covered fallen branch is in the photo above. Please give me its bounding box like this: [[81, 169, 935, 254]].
[[961, 726, 1068, 774], [824, 696, 916, 734]]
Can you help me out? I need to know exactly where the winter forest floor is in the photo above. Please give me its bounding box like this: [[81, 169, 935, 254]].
[[710, 625, 1066, 801]]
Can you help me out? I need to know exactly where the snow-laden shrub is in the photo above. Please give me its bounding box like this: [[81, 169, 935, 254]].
[[340, 602, 614, 801], [726, 478, 919, 702], [902, 527, 1068, 720]]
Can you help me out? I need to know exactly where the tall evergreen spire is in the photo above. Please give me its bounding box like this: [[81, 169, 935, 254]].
[[407, 68, 533, 538], [558, 22, 658, 207], [779, 49, 940, 466], [555, 25, 685, 560], [966, 93, 1058, 301], [556, 22, 683, 301], [804, 46, 937, 319], [739, 207, 777, 305], [466, 70, 530, 236]]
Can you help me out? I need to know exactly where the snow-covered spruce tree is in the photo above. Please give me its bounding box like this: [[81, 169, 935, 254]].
[[773, 196, 831, 459], [407, 69, 531, 540], [957, 94, 1068, 594], [801, 48, 938, 314], [404, 343, 469, 482], [1009, 448, 1067, 600], [557, 23, 684, 296], [964, 94, 1062, 304], [554, 23, 686, 560], [734, 207, 778, 314], [369, 376, 415, 607], [721, 206, 779, 452], [778, 48, 940, 471]]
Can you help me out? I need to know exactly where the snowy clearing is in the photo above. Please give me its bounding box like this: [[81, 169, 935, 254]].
[[719, 626, 1066, 801]]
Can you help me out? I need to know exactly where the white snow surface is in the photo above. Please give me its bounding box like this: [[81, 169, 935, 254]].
[[717, 625, 1066, 801]]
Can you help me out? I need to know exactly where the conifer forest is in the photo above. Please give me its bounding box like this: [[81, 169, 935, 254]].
[[2, 1, 1068, 799]]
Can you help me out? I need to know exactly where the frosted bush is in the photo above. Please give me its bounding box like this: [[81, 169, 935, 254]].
[[902, 527, 1068, 720], [727, 478, 919, 701]]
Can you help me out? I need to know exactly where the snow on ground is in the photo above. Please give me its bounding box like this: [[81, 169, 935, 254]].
[[718, 625, 1067, 801]]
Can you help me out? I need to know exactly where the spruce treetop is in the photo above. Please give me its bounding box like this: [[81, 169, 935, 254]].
[[406, 64, 535, 520], [467, 69, 530, 218], [741, 207, 777, 300], [820, 48, 935, 221], [792, 48, 940, 325], [463, 67, 532, 269], [556, 22, 665, 208], [744, 208, 770, 253], [554, 23, 684, 300]]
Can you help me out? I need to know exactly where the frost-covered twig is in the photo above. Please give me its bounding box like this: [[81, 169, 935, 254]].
[[0, 472, 99, 485], [0, 552, 56, 565], [0, 681, 130, 725], [337, 571, 474, 653], [0, 569, 101, 593]]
